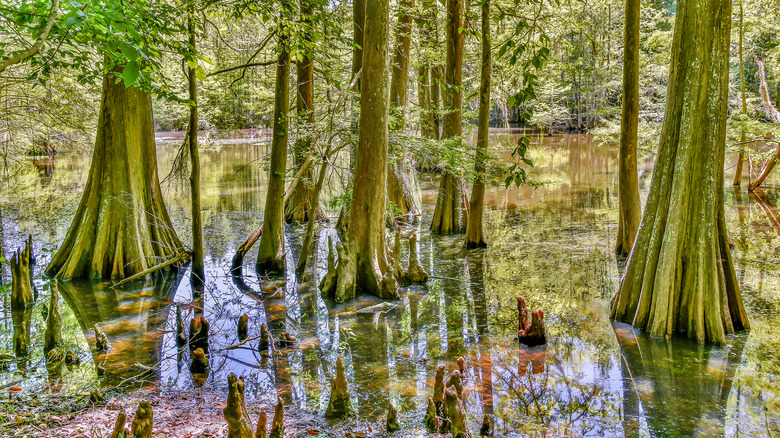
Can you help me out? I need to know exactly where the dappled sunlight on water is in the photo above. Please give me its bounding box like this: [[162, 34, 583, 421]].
[[0, 129, 778, 436]]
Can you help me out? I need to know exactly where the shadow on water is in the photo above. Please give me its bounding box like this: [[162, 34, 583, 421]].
[[57, 269, 185, 387]]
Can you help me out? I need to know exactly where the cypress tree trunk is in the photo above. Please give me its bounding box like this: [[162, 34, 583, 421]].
[[417, 1, 437, 141], [352, 0, 366, 93], [257, 3, 293, 274], [464, 0, 490, 248], [610, 0, 749, 345], [387, 0, 420, 220], [615, 0, 642, 257], [431, 0, 469, 235], [733, 0, 746, 187], [188, 9, 205, 286], [46, 68, 184, 280], [285, 0, 321, 223], [333, 0, 398, 302]]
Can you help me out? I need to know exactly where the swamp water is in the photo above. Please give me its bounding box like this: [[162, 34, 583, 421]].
[[0, 129, 778, 437]]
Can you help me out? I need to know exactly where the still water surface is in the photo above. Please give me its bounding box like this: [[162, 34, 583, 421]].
[[0, 129, 778, 437]]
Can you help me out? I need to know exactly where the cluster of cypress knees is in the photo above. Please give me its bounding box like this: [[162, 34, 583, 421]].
[[98, 293, 545, 437]]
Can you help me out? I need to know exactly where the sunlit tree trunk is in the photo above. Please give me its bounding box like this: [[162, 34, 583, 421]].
[[387, 0, 420, 220], [431, 0, 469, 235], [257, 2, 293, 274], [417, 1, 437, 141], [615, 0, 641, 257], [285, 0, 320, 223], [610, 0, 749, 345], [333, 0, 398, 302], [46, 68, 184, 280], [188, 8, 204, 286], [733, 0, 746, 187], [464, 0, 490, 248]]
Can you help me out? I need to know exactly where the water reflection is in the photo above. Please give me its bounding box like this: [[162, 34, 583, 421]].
[[1, 130, 779, 435]]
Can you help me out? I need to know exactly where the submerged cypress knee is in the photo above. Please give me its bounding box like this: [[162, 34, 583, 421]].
[[224, 373, 254, 438], [386, 402, 400, 433], [255, 411, 267, 438], [423, 397, 440, 432], [190, 347, 209, 374], [325, 355, 352, 419], [11, 241, 34, 358], [445, 386, 469, 438], [238, 314, 249, 342], [403, 233, 428, 284], [269, 397, 284, 438], [189, 316, 209, 355], [131, 400, 154, 438], [110, 408, 128, 438], [446, 369, 464, 400], [44, 280, 62, 356], [433, 364, 446, 413], [259, 323, 270, 354], [94, 323, 109, 351]]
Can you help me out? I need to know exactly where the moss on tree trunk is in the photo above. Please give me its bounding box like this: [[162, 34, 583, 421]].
[[464, 0, 491, 248], [615, 0, 642, 257], [431, 0, 468, 235], [46, 68, 184, 280], [257, 3, 293, 274], [610, 0, 749, 345]]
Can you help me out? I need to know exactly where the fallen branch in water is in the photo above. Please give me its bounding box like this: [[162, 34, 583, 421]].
[[111, 252, 191, 289]]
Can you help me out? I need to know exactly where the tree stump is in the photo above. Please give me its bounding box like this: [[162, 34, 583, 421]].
[[386, 402, 400, 433], [325, 355, 352, 419], [10, 237, 34, 311], [238, 314, 249, 342], [269, 397, 284, 438], [131, 400, 153, 438], [255, 411, 267, 438], [402, 233, 428, 284], [94, 323, 109, 351], [517, 297, 546, 347], [224, 373, 254, 438], [189, 316, 209, 355]]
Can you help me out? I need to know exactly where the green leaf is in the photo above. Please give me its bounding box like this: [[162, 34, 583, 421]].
[[196, 65, 206, 81], [123, 61, 140, 87]]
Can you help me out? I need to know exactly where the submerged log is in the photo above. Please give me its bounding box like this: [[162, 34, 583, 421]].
[[325, 355, 352, 419], [517, 296, 546, 347], [131, 400, 154, 438], [386, 402, 400, 433], [269, 397, 284, 438], [238, 314, 249, 342], [189, 316, 210, 355], [444, 386, 469, 438], [110, 408, 128, 438], [256, 411, 267, 438], [402, 233, 428, 284], [94, 323, 109, 351], [457, 356, 466, 376], [224, 373, 254, 438]]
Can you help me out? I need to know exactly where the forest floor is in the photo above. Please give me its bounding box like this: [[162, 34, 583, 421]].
[[0, 385, 375, 438]]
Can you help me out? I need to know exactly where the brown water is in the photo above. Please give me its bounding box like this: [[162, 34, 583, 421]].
[[0, 129, 778, 437]]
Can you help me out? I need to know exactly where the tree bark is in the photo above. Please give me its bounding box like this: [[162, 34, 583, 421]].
[[615, 0, 642, 257], [352, 0, 366, 93], [387, 0, 421, 220], [331, 0, 398, 302], [610, 0, 749, 345], [464, 0, 491, 248], [752, 53, 780, 123], [257, 3, 293, 274], [188, 8, 205, 286], [46, 67, 184, 280], [733, 0, 747, 187], [431, 0, 469, 235], [285, 0, 321, 223]]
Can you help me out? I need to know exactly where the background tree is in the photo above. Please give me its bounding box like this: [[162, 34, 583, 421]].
[[610, 0, 750, 345], [257, 0, 295, 274], [615, 0, 641, 257]]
